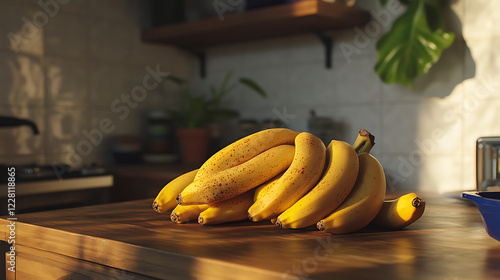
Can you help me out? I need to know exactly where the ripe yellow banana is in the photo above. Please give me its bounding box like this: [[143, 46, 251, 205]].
[[198, 191, 255, 225], [248, 132, 326, 222], [178, 145, 295, 205], [371, 192, 425, 230], [253, 172, 284, 203], [152, 169, 198, 213], [195, 128, 299, 180], [170, 204, 209, 224], [317, 144, 386, 234], [276, 140, 359, 229]]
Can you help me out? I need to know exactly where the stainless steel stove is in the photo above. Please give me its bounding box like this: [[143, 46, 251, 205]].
[[0, 163, 113, 214]]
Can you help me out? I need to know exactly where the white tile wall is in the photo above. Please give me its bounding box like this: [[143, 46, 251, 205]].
[[89, 0, 138, 25], [463, 0, 500, 40], [0, 51, 44, 106], [0, 0, 193, 167], [193, 0, 498, 193], [89, 61, 134, 109], [57, 0, 89, 16], [46, 106, 90, 154], [0, 2, 44, 55], [45, 13, 89, 59], [89, 20, 134, 63], [236, 67, 289, 109], [46, 56, 89, 106], [0, 105, 44, 156]]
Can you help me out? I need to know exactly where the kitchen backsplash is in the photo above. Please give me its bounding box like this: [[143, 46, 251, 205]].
[[1, 0, 499, 194], [192, 0, 499, 194], [0, 0, 193, 166]]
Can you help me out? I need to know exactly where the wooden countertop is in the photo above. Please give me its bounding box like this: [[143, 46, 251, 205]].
[[1, 194, 500, 279]]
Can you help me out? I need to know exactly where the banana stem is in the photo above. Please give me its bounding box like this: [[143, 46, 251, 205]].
[[357, 141, 373, 154], [412, 197, 424, 208], [352, 129, 375, 154]]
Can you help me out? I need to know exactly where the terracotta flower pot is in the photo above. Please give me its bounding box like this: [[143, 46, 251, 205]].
[[176, 128, 212, 165]]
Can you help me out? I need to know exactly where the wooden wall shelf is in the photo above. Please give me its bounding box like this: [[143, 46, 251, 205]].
[[141, 0, 371, 76]]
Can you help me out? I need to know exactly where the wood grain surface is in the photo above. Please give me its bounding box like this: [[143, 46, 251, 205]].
[[1, 194, 500, 279]]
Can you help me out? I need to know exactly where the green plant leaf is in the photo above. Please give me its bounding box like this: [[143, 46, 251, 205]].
[[375, 0, 455, 87], [218, 71, 234, 99], [164, 71, 266, 128], [239, 78, 267, 97], [424, 0, 447, 31], [210, 85, 217, 98], [380, 0, 388, 6]]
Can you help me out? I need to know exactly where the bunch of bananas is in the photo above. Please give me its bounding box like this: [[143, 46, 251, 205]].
[[152, 128, 425, 234]]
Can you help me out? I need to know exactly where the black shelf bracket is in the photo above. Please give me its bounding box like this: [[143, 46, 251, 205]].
[[197, 51, 206, 79], [316, 33, 334, 69], [189, 33, 332, 78], [186, 49, 207, 79]]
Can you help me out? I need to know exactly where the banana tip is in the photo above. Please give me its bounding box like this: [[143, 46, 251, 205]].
[[317, 221, 325, 231], [198, 216, 204, 225], [176, 194, 182, 205], [275, 219, 283, 229], [248, 213, 254, 222], [152, 200, 160, 212], [170, 212, 179, 223]]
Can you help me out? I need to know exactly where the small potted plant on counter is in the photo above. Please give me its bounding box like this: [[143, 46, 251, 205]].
[[167, 72, 267, 165]]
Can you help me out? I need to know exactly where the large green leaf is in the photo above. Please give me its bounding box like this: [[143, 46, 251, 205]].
[[375, 0, 455, 87]]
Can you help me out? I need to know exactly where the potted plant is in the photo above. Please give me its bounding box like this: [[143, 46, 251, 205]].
[[166, 72, 267, 165]]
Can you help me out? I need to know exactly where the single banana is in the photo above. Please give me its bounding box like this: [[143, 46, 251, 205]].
[[253, 172, 284, 202], [317, 140, 386, 234], [178, 145, 295, 205], [248, 132, 326, 222], [195, 128, 299, 180], [276, 140, 359, 229], [371, 193, 425, 230], [198, 191, 255, 225], [170, 204, 209, 224], [152, 169, 198, 213]]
